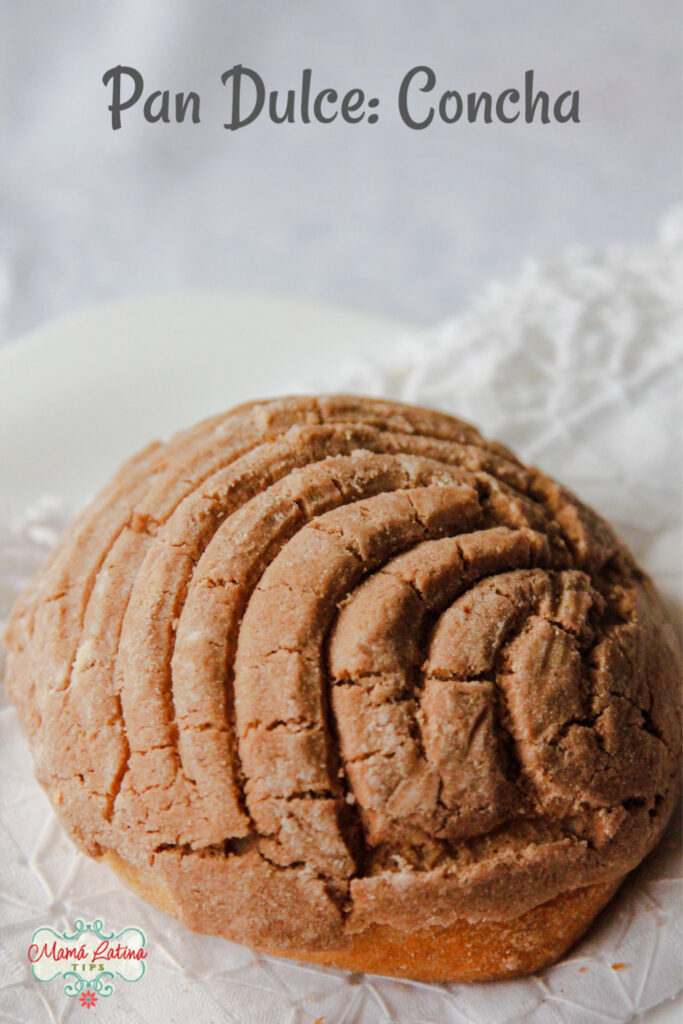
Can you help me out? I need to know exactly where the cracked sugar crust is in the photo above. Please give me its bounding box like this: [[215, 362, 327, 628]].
[[5, 395, 681, 952]]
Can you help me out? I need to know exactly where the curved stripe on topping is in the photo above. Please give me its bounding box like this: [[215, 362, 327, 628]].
[[4, 395, 680, 951], [329, 529, 552, 847], [170, 453, 471, 849], [234, 480, 480, 875]]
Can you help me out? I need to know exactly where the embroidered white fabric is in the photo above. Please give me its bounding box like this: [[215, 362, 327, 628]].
[[0, 211, 681, 1023]]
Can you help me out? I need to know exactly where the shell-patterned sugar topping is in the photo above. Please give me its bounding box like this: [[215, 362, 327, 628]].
[[5, 396, 680, 952]]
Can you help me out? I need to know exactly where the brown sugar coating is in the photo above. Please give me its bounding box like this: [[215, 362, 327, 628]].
[[5, 395, 681, 978]]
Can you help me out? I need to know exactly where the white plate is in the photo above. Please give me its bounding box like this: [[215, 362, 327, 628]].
[[0, 289, 408, 508], [0, 291, 679, 1024]]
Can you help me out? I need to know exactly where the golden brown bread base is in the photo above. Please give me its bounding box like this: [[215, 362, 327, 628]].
[[103, 849, 621, 981], [291, 878, 622, 981]]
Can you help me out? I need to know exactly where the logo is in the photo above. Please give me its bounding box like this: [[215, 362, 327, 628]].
[[28, 918, 147, 1009]]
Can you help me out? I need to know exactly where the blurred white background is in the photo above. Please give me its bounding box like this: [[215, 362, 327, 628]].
[[0, 0, 681, 346]]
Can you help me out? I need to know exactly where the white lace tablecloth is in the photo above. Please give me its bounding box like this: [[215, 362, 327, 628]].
[[1, 212, 681, 1023]]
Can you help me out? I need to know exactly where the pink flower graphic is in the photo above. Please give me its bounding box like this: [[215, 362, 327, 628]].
[[79, 989, 98, 1009]]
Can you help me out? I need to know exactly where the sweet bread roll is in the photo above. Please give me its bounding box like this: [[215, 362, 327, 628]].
[[5, 396, 681, 981]]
